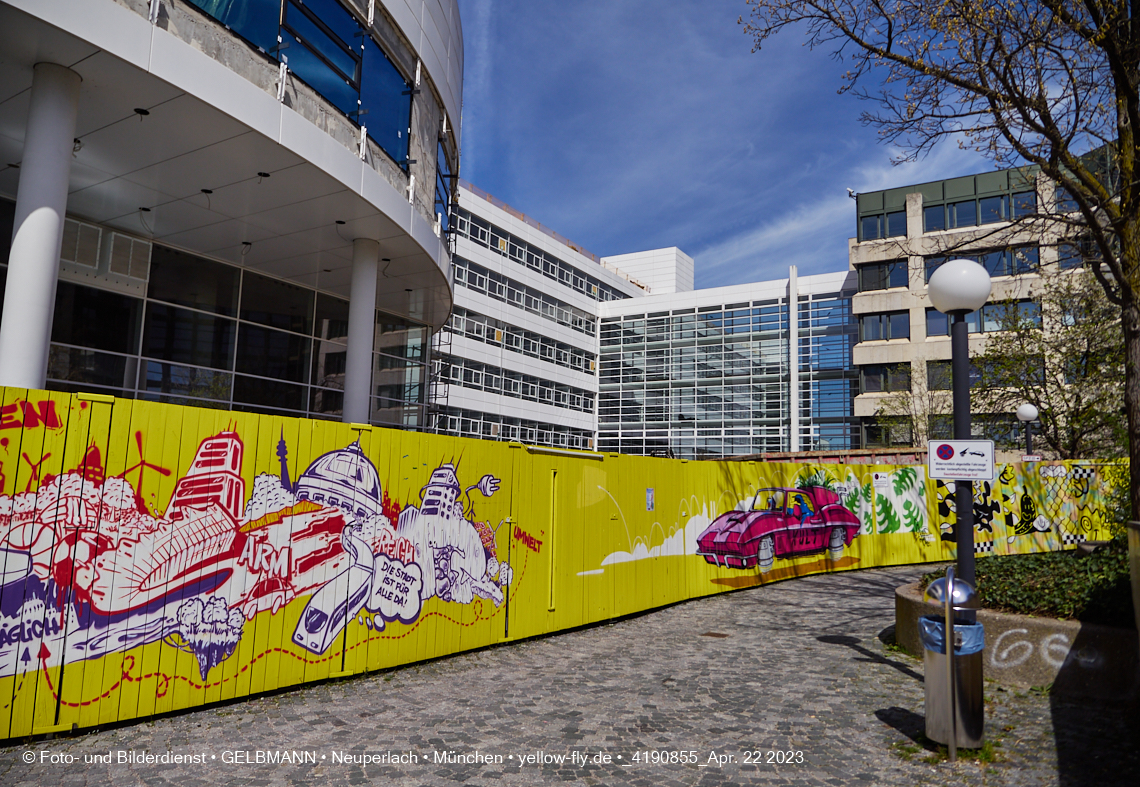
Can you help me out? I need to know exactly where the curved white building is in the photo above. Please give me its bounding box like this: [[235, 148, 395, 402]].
[[0, 0, 461, 426]]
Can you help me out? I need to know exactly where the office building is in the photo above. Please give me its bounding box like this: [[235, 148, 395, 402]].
[[850, 166, 1053, 445], [0, 0, 460, 427]]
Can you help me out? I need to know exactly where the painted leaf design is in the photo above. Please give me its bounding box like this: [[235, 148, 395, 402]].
[[902, 499, 925, 532], [892, 467, 916, 496], [877, 494, 901, 533]]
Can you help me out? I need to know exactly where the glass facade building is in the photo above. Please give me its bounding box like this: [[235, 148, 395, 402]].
[[0, 200, 428, 425], [596, 275, 860, 459]]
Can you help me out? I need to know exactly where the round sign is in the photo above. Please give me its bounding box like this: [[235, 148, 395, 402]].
[[936, 443, 955, 461]]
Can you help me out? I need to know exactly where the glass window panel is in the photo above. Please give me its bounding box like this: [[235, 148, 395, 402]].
[[889, 312, 910, 339], [361, 37, 412, 165], [980, 250, 1007, 277], [376, 314, 426, 359], [924, 205, 946, 232], [284, 0, 359, 81], [981, 304, 1003, 332], [309, 387, 344, 417], [1056, 187, 1079, 213], [859, 263, 887, 292], [1012, 190, 1036, 218], [888, 260, 909, 288], [888, 365, 911, 391], [48, 345, 134, 390], [52, 281, 142, 354], [143, 303, 235, 370], [860, 215, 881, 241], [236, 323, 311, 383], [148, 245, 239, 316], [979, 195, 1006, 224], [184, 0, 280, 53], [314, 293, 349, 342], [926, 308, 949, 336], [311, 345, 346, 388], [233, 374, 307, 411], [143, 361, 232, 401], [951, 199, 977, 227], [861, 315, 884, 341], [1018, 300, 1042, 328], [296, 0, 358, 45], [284, 34, 361, 116], [927, 360, 952, 390], [1012, 245, 1038, 274], [241, 271, 314, 333], [862, 365, 884, 393], [886, 211, 907, 237]]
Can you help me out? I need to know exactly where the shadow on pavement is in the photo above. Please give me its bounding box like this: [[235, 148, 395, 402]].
[[873, 707, 933, 749], [1050, 692, 1140, 787], [816, 634, 924, 683]]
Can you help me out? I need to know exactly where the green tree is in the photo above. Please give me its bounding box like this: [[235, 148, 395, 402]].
[[742, 0, 1139, 508], [971, 269, 1125, 458]]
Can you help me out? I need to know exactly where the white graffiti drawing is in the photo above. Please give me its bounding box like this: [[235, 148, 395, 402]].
[[990, 628, 1034, 669], [989, 628, 1104, 672], [395, 464, 510, 606]]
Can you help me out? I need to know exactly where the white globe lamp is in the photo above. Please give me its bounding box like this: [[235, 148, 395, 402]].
[[927, 258, 992, 314]]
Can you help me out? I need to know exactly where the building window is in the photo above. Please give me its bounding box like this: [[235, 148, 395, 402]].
[[925, 246, 1038, 281], [859, 210, 906, 241], [435, 139, 453, 232], [927, 360, 952, 390], [924, 204, 946, 232], [925, 300, 1040, 336], [859, 311, 910, 341], [858, 259, 908, 292], [861, 363, 911, 393], [865, 419, 913, 447]]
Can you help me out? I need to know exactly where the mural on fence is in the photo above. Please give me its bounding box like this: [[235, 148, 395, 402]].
[[0, 390, 1116, 738]]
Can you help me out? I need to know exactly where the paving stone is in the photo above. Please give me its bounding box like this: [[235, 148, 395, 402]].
[[1, 565, 1136, 785]]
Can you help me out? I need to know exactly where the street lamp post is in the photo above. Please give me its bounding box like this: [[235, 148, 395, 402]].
[[1017, 403, 1039, 456], [927, 259, 992, 604]]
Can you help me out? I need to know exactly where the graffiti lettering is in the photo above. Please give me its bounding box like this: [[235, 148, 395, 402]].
[[989, 628, 1104, 671], [514, 525, 542, 553], [0, 616, 61, 646], [238, 536, 290, 579], [0, 400, 63, 430]]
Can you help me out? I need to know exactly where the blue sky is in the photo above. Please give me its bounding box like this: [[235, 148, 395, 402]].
[[455, 1, 993, 288]]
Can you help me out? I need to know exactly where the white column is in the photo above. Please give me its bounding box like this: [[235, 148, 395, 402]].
[[343, 238, 379, 423], [0, 63, 81, 389], [787, 265, 800, 453]]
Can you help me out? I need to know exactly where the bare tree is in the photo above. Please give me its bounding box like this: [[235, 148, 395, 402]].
[[870, 363, 952, 448], [742, 0, 1139, 507]]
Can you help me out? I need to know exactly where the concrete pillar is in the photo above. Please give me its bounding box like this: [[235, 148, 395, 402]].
[[343, 238, 379, 423], [0, 63, 81, 389], [787, 265, 800, 452]]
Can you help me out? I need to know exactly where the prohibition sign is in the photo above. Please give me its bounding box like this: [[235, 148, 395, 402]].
[[936, 443, 955, 461]]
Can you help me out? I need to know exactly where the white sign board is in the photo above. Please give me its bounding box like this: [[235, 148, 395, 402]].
[[928, 440, 996, 481]]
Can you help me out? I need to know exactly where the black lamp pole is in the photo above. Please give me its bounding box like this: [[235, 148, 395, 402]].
[[951, 311, 976, 620]]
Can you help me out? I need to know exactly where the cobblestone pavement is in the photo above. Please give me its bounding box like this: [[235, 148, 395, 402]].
[[1, 565, 1136, 786]]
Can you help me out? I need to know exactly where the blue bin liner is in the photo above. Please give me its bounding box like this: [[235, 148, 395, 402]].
[[919, 615, 984, 655]]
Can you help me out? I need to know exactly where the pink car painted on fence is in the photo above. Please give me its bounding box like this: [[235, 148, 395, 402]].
[[696, 486, 861, 572]]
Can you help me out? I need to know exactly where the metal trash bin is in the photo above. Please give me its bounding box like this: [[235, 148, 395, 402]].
[[920, 615, 985, 748]]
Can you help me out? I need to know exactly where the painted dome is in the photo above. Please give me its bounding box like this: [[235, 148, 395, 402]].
[[295, 440, 381, 521]]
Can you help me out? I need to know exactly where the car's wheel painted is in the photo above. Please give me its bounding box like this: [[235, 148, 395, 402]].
[[757, 536, 775, 573], [828, 527, 845, 561]]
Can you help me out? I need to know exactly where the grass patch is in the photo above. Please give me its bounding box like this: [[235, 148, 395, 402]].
[[909, 734, 1002, 764], [922, 534, 1134, 628]]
